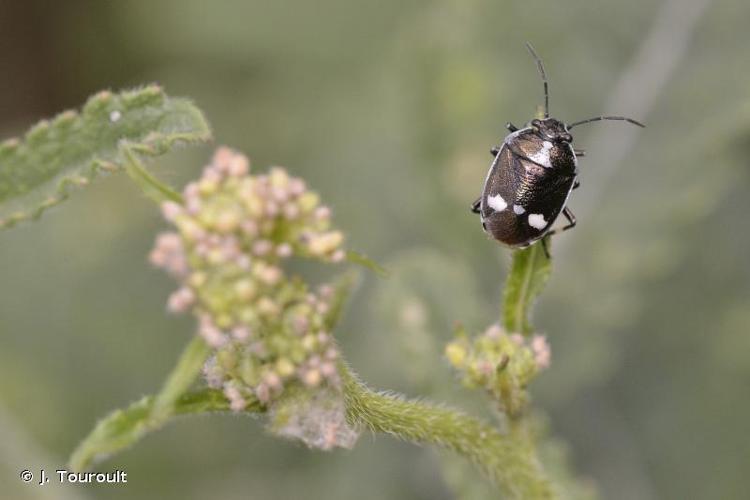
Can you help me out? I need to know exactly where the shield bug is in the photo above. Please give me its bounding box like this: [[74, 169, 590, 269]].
[[472, 43, 644, 255]]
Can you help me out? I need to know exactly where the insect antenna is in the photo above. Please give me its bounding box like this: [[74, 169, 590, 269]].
[[567, 115, 645, 129], [525, 42, 549, 118]]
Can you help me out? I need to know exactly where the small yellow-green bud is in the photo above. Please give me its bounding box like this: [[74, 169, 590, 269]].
[[445, 341, 468, 368], [189, 272, 207, 288], [302, 369, 322, 387], [269, 167, 290, 188], [276, 357, 296, 378], [297, 192, 320, 213], [234, 279, 257, 301], [214, 208, 241, 233]]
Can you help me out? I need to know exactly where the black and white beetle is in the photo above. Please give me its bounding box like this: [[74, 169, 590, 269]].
[[472, 44, 644, 255]]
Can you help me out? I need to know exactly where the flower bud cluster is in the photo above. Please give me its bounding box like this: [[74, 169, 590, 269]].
[[150, 147, 346, 410], [445, 324, 550, 417]]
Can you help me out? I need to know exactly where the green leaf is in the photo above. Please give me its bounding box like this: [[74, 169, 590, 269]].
[[502, 240, 552, 335], [71, 335, 214, 471], [68, 388, 256, 472], [0, 85, 210, 229]]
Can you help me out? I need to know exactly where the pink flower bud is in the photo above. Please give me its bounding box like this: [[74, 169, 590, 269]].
[[202, 166, 222, 184], [283, 204, 300, 220], [307, 355, 321, 368], [531, 335, 551, 369], [231, 326, 251, 342], [199, 318, 227, 348], [185, 197, 202, 215], [301, 369, 322, 387], [314, 206, 331, 221], [212, 146, 235, 169], [255, 383, 270, 403], [320, 362, 337, 378], [259, 266, 282, 285], [224, 383, 247, 412], [263, 372, 282, 391], [236, 254, 252, 270], [252, 240, 273, 256], [184, 182, 200, 200], [288, 178, 306, 196], [228, 155, 249, 177], [265, 201, 279, 217], [276, 243, 293, 258], [477, 360, 495, 376], [272, 186, 289, 203], [316, 301, 330, 315], [240, 219, 258, 237], [485, 324, 502, 339], [160, 201, 182, 221], [510, 333, 525, 346], [167, 287, 195, 313], [293, 315, 309, 335]]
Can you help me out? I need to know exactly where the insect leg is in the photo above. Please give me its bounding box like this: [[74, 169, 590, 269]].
[[574, 149, 586, 157], [490, 147, 500, 156], [470, 197, 481, 214], [541, 237, 551, 258], [573, 180, 580, 190], [547, 207, 577, 236], [562, 207, 577, 230], [506, 122, 519, 132], [547, 207, 576, 236]]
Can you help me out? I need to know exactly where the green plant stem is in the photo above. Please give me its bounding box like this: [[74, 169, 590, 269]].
[[70, 361, 552, 498], [69, 336, 212, 471], [502, 242, 552, 335], [341, 365, 553, 499], [124, 147, 183, 204], [150, 335, 211, 425], [68, 388, 256, 471]]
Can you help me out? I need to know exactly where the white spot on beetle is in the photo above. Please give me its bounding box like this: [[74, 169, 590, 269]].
[[528, 141, 554, 167], [487, 194, 507, 212], [513, 204, 525, 215], [109, 110, 122, 123], [528, 213, 548, 230]]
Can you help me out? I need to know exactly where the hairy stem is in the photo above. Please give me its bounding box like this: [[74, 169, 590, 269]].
[[341, 365, 553, 499], [70, 360, 552, 498]]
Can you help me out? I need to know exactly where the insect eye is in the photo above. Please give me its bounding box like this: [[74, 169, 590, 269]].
[[562, 134, 572, 142]]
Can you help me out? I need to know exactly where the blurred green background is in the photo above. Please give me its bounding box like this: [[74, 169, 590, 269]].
[[1, 0, 748, 499]]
